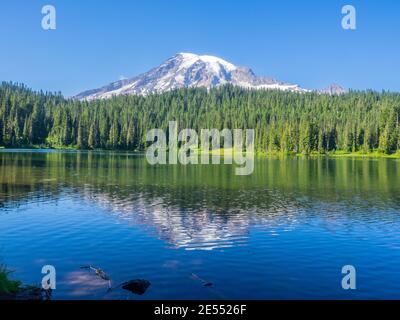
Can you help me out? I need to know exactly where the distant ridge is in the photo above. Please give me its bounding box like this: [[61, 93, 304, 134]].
[[318, 83, 348, 95]]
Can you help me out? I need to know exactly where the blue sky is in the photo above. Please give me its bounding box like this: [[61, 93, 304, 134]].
[[1, 0, 399, 96]]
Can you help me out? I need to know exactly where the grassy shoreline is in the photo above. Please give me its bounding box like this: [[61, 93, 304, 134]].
[[0, 265, 49, 300], [197, 148, 400, 159], [0, 265, 22, 299], [1, 145, 400, 159]]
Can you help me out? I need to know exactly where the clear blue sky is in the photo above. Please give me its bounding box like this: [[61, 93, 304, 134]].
[[1, 0, 399, 96]]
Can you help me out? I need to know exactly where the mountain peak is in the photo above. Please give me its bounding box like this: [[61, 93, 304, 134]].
[[318, 83, 348, 95], [176, 52, 237, 72], [74, 53, 308, 101]]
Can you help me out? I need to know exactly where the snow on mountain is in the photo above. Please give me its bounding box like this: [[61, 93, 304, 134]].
[[74, 53, 309, 101]]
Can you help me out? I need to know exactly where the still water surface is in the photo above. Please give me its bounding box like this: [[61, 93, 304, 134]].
[[0, 150, 399, 299]]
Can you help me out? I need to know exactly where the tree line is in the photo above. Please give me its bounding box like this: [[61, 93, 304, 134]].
[[1, 82, 400, 154]]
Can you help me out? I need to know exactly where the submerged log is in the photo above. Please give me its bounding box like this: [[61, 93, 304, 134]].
[[191, 273, 213, 287], [81, 265, 111, 289]]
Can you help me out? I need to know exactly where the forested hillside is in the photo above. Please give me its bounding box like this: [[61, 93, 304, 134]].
[[1, 82, 400, 154]]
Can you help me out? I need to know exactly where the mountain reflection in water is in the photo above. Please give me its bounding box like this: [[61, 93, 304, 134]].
[[1, 150, 400, 299]]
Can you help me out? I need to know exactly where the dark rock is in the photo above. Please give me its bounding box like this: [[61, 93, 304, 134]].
[[121, 279, 151, 295]]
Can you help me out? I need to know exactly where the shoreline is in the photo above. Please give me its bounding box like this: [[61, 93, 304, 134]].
[[1, 146, 400, 159], [0, 266, 47, 300]]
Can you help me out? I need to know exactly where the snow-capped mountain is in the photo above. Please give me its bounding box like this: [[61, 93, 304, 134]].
[[74, 53, 308, 101]]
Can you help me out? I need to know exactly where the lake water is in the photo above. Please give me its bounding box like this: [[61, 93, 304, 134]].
[[0, 149, 399, 299]]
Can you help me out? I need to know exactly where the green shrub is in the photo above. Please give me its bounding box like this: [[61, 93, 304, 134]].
[[0, 265, 21, 295]]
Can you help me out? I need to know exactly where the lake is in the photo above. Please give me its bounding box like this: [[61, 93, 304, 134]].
[[0, 149, 399, 299]]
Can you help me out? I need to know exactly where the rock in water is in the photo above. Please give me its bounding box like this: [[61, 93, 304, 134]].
[[121, 279, 151, 295]]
